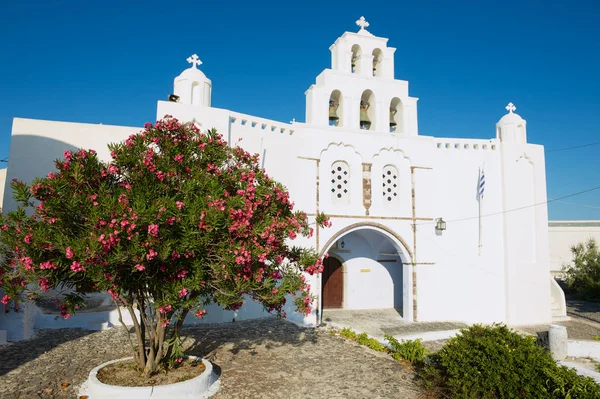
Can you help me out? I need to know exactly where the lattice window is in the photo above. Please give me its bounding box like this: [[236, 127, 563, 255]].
[[331, 161, 350, 203], [382, 165, 399, 203]]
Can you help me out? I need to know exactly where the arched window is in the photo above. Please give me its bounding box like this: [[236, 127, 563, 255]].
[[389, 97, 404, 133], [191, 81, 201, 105], [329, 90, 343, 127], [372, 48, 383, 77], [351, 44, 362, 74], [331, 161, 350, 203], [360, 90, 375, 131], [382, 165, 399, 203]]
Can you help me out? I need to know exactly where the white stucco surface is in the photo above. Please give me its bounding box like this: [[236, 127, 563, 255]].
[[548, 221, 600, 275], [1, 17, 561, 339]]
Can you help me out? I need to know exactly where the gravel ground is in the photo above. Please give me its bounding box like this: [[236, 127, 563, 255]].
[[0, 318, 425, 399], [567, 300, 600, 325]]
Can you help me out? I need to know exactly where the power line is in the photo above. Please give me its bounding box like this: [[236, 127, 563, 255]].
[[553, 200, 600, 210], [418, 184, 600, 226], [546, 141, 600, 153]]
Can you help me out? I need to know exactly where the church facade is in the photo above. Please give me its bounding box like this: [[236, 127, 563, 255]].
[[2, 18, 566, 334]]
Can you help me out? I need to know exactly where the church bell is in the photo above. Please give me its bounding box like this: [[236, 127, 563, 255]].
[[389, 108, 397, 127], [329, 100, 339, 123], [360, 101, 371, 129]]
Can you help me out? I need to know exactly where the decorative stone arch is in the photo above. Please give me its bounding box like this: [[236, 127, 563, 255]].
[[318, 222, 413, 263], [329, 89, 343, 127], [351, 44, 362, 74], [318, 222, 415, 322], [372, 48, 383, 77], [360, 90, 376, 131]]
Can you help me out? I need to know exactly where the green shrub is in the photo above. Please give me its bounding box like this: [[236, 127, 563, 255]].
[[596, 363, 600, 373], [339, 327, 357, 340], [356, 333, 386, 352], [562, 238, 600, 300], [421, 324, 600, 399], [384, 335, 429, 363], [593, 336, 600, 341]]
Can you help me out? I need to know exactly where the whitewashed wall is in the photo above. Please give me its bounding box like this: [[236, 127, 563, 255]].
[[549, 221, 600, 276]]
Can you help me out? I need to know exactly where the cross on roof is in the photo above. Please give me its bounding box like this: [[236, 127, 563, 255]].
[[187, 54, 202, 69], [356, 16, 369, 31], [506, 102, 516, 113]]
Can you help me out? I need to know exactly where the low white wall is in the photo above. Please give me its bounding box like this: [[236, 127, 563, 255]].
[[549, 221, 600, 275]]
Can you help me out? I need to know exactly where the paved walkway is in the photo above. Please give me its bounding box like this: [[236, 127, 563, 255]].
[[323, 308, 467, 342], [0, 318, 424, 399]]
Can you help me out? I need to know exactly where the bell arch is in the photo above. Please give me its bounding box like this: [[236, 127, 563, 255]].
[[390, 97, 404, 133], [372, 48, 383, 77], [191, 81, 201, 105], [329, 90, 343, 127], [360, 90, 375, 131], [351, 44, 362, 74]]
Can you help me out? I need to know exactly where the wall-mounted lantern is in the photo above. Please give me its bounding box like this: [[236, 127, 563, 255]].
[[435, 218, 446, 233], [340, 239, 346, 249]]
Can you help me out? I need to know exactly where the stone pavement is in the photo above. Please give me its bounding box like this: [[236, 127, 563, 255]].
[[322, 308, 467, 342], [0, 318, 425, 399]]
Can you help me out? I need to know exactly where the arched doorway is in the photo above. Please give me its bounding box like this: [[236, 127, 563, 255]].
[[318, 224, 414, 322], [322, 257, 343, 308]]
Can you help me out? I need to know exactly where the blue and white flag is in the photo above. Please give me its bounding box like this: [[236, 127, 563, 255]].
[[478, 168, 485, 200]]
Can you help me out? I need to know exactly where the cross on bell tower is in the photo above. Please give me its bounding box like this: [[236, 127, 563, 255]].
[[356, 16, 370, 31], [505, 102, 516, 113], [186, 54, 203, 69]]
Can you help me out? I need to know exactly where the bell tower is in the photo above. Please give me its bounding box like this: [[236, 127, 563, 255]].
[[173, 54, 212, 107], [305, 17, 419, 135]]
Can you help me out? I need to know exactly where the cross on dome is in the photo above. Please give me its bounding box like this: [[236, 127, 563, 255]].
[[356, 16, 369, 31], [186, 54, 203, 69], [505, 102, 516, 113]]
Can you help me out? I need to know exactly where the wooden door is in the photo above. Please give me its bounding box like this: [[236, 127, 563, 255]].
[[322, 257, 343, 308]]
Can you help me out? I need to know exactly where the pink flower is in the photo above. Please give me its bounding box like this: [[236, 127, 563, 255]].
[[176, 357, 183, 364], [107, 165, 119, 174], [61, 312, 72, 320], [24, 234, 33, 244], [176, 201, 185, 210], [20, 257, 33, 270], [135, 263, 145, 271], [39, 261, 57, 270], [158, 304, 172, 314], [148, 224, 159, 237], [195, 309, 207, 319], [66, 247, 74, 259], [70, 261, 85, 273], [162, 319, 170, 328], [178, 287, 189, 298], [38, 278, 50, 292], [146, 249, 158, 260], [1, 295, 10, 305], [174, 154, 184, 163]]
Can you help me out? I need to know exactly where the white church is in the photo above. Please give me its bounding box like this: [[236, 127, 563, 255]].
[[1, 17, 568, 339]]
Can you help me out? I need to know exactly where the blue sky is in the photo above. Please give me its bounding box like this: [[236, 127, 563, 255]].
[[1, 0, 599, 220]]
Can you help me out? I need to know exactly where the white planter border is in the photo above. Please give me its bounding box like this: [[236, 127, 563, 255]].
[[80, 356, 219, 399]]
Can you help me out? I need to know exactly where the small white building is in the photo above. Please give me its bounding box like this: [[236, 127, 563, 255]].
[[1, 18, 566, 338], [549, 220, 600, 277]]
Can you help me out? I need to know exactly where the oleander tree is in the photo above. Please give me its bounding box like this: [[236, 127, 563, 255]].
[[0, 116, 330, 376]]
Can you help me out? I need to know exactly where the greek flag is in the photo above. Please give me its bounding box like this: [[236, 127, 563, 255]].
[[478, 168, 485, 200]]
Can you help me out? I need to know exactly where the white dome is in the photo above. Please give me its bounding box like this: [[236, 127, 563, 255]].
[[496, 111, 525, 126], [175, 67, 209, 83]]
